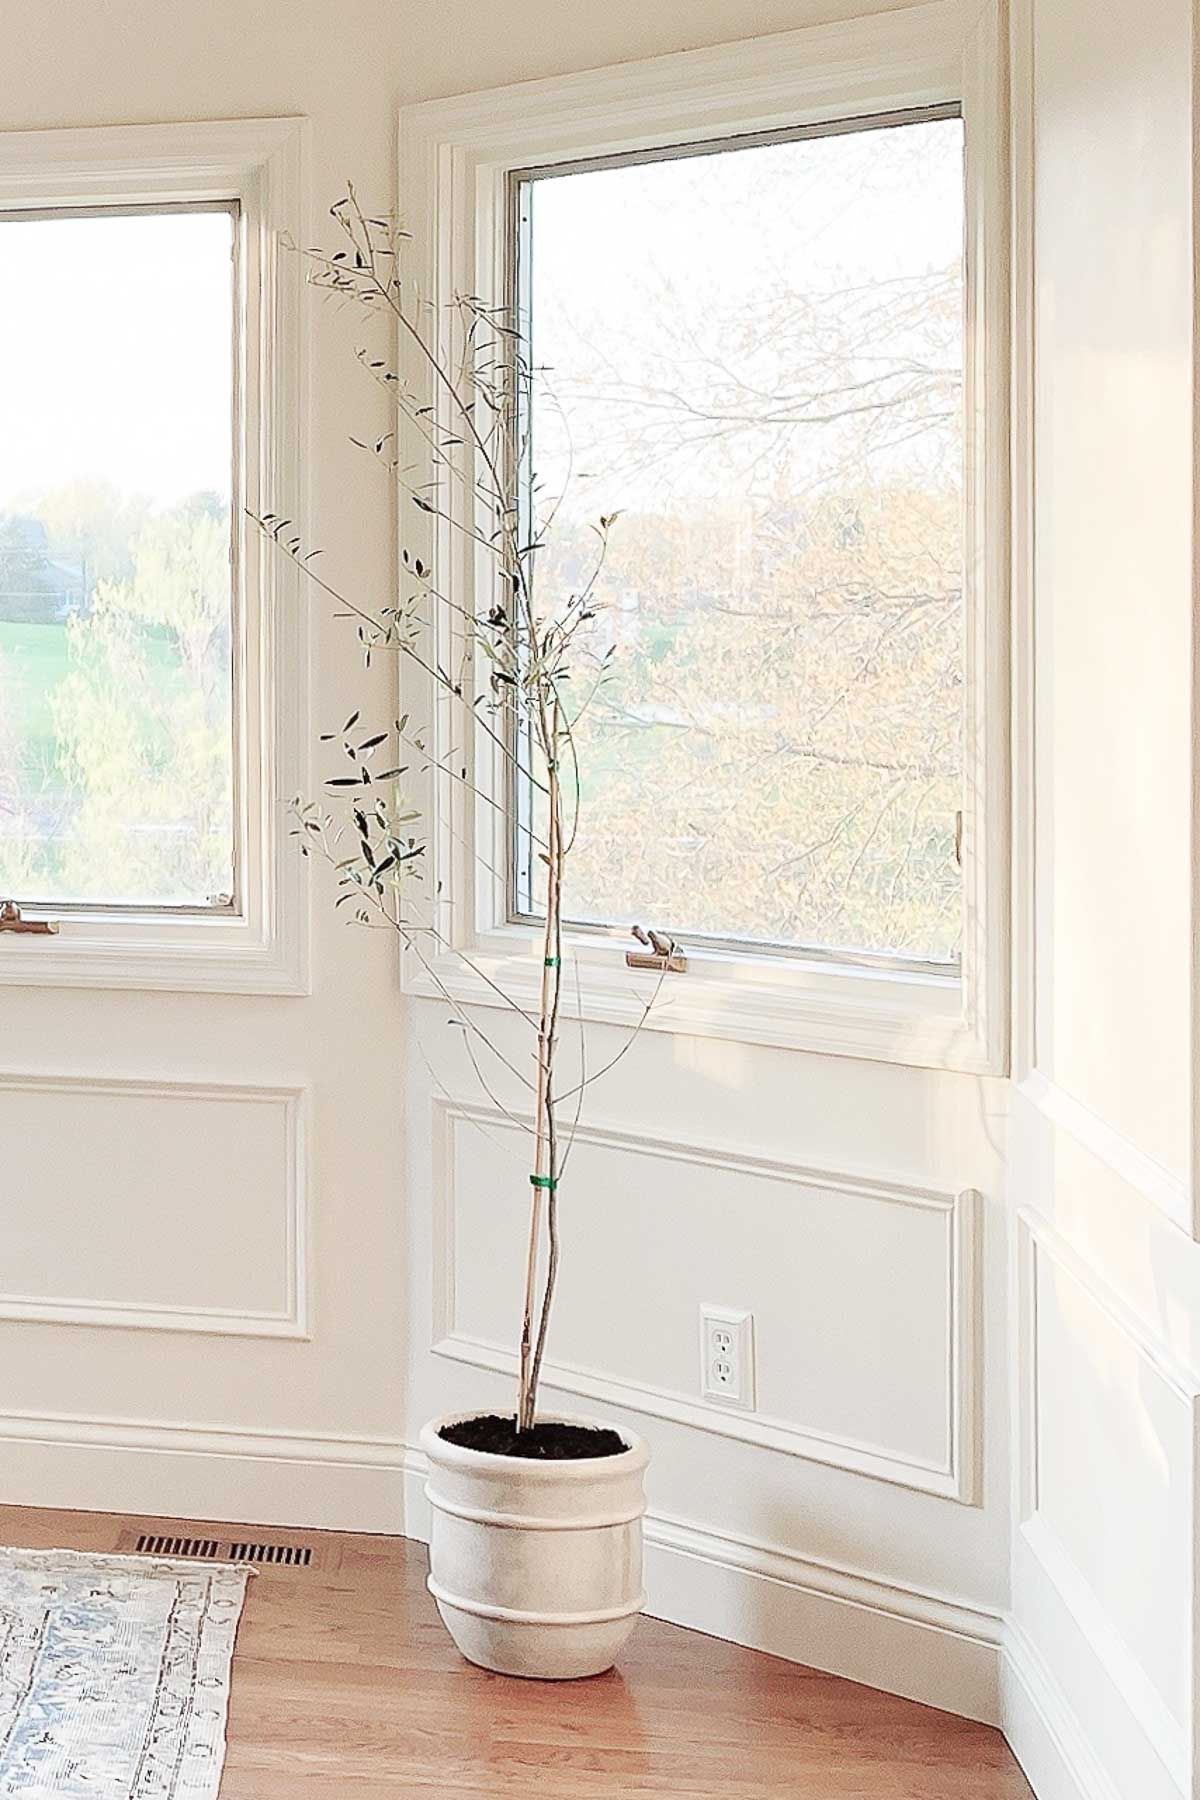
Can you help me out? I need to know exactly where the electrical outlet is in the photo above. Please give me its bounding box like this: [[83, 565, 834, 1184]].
[[699, 1305, 755, 1410]]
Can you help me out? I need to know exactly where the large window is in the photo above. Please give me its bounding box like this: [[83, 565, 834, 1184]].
[[399, 7, 1008, 1069], [0, 203, 237, 911], [512, 109, 965, 970]]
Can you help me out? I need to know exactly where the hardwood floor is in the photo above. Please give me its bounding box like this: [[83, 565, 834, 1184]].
[[0, 1505, 1032, 1798]]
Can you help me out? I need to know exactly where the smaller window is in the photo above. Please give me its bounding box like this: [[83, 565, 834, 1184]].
[[0, 202, 238, 913], [510, 109, 965, 973]]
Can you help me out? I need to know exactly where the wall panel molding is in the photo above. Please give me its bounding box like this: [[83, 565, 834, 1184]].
[[0, 1072, 310, 1339], [432, 1099, 981, 1502], [1015, 1209, 1197, 1795], [1016, 1205, 1200, 1405], [1021, 1515, 1190, 1792], [1019, 1071, 1193, 1236]]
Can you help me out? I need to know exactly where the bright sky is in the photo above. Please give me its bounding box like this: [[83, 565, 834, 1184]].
[[0, 207, 233, 511], [526, 114, 965, 514]]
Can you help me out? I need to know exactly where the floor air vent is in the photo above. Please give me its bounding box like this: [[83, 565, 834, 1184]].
[[132, 1533, 313, 1567], [227, 1541, 312, 1567], [135, 1534, 222, 1559]]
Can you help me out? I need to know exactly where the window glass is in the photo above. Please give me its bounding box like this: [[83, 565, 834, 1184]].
[[515, 113, 964, 965], [0, 205, 236, 909]]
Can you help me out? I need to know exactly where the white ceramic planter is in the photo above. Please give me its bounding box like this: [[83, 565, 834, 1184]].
[[420, 1410, 649, 1679]]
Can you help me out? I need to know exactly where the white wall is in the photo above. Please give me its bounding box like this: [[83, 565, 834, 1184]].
[[1003, 0, 1200, 1793], [0, 0, 1013, 1730]]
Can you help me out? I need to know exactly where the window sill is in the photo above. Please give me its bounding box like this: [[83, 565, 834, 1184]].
[[0, 906, 308, 997], [402, 926, 1000, 1074]]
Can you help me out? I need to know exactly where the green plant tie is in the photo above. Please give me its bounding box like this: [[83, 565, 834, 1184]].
[[544, 955, 560, 967], [529, 1174, 558, 1191]]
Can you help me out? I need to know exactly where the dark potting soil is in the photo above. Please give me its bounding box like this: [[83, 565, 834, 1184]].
[[439, 1413, 628, 1460]]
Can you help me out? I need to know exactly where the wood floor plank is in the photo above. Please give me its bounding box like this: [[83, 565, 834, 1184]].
[[0, 1504, 1033, 1799]]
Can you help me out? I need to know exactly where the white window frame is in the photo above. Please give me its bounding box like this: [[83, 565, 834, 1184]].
[[0, 117, 310, 995], [397, 0, 1009, 1072]]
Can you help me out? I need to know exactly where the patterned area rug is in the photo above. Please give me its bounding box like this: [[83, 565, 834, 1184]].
[[0, 1547, 250, 1798]]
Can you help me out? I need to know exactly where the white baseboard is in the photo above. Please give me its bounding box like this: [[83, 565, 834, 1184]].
[[1001, 1622, 1123, 1800], [0, 1410, 1004, 1723], [0, 1407, 414, 1533], [644, 1511, 1003, 1723], [12, 1409, 1151, 1787], [6, 1409, 1186, 1800], [399, 1445, 1003, 1725]]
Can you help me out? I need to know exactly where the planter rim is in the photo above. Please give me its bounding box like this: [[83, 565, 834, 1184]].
[[421, 1408, 649, 1478]]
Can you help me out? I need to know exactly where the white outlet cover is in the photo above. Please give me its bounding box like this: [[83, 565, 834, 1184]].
[[699, 1304, 756, 1410]]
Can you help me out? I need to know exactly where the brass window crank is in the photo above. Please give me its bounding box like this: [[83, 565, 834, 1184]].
[[625, 925, 687, 973], [0, 901, 59, 936]]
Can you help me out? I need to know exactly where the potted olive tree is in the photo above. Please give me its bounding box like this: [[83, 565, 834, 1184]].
[[264, 194, 669, 1679]]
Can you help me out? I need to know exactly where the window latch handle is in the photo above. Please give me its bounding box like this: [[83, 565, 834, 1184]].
[[0, 901, 59, 936]]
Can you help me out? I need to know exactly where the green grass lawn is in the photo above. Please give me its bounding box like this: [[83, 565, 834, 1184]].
[[0, 619, 73, 767], [0, 616, 183, 768], [0, 613, 220, 903]]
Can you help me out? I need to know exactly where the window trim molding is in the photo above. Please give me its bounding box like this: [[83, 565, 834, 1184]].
[[0, 117, 311, 996], [397, 2, 1010, 1073]]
